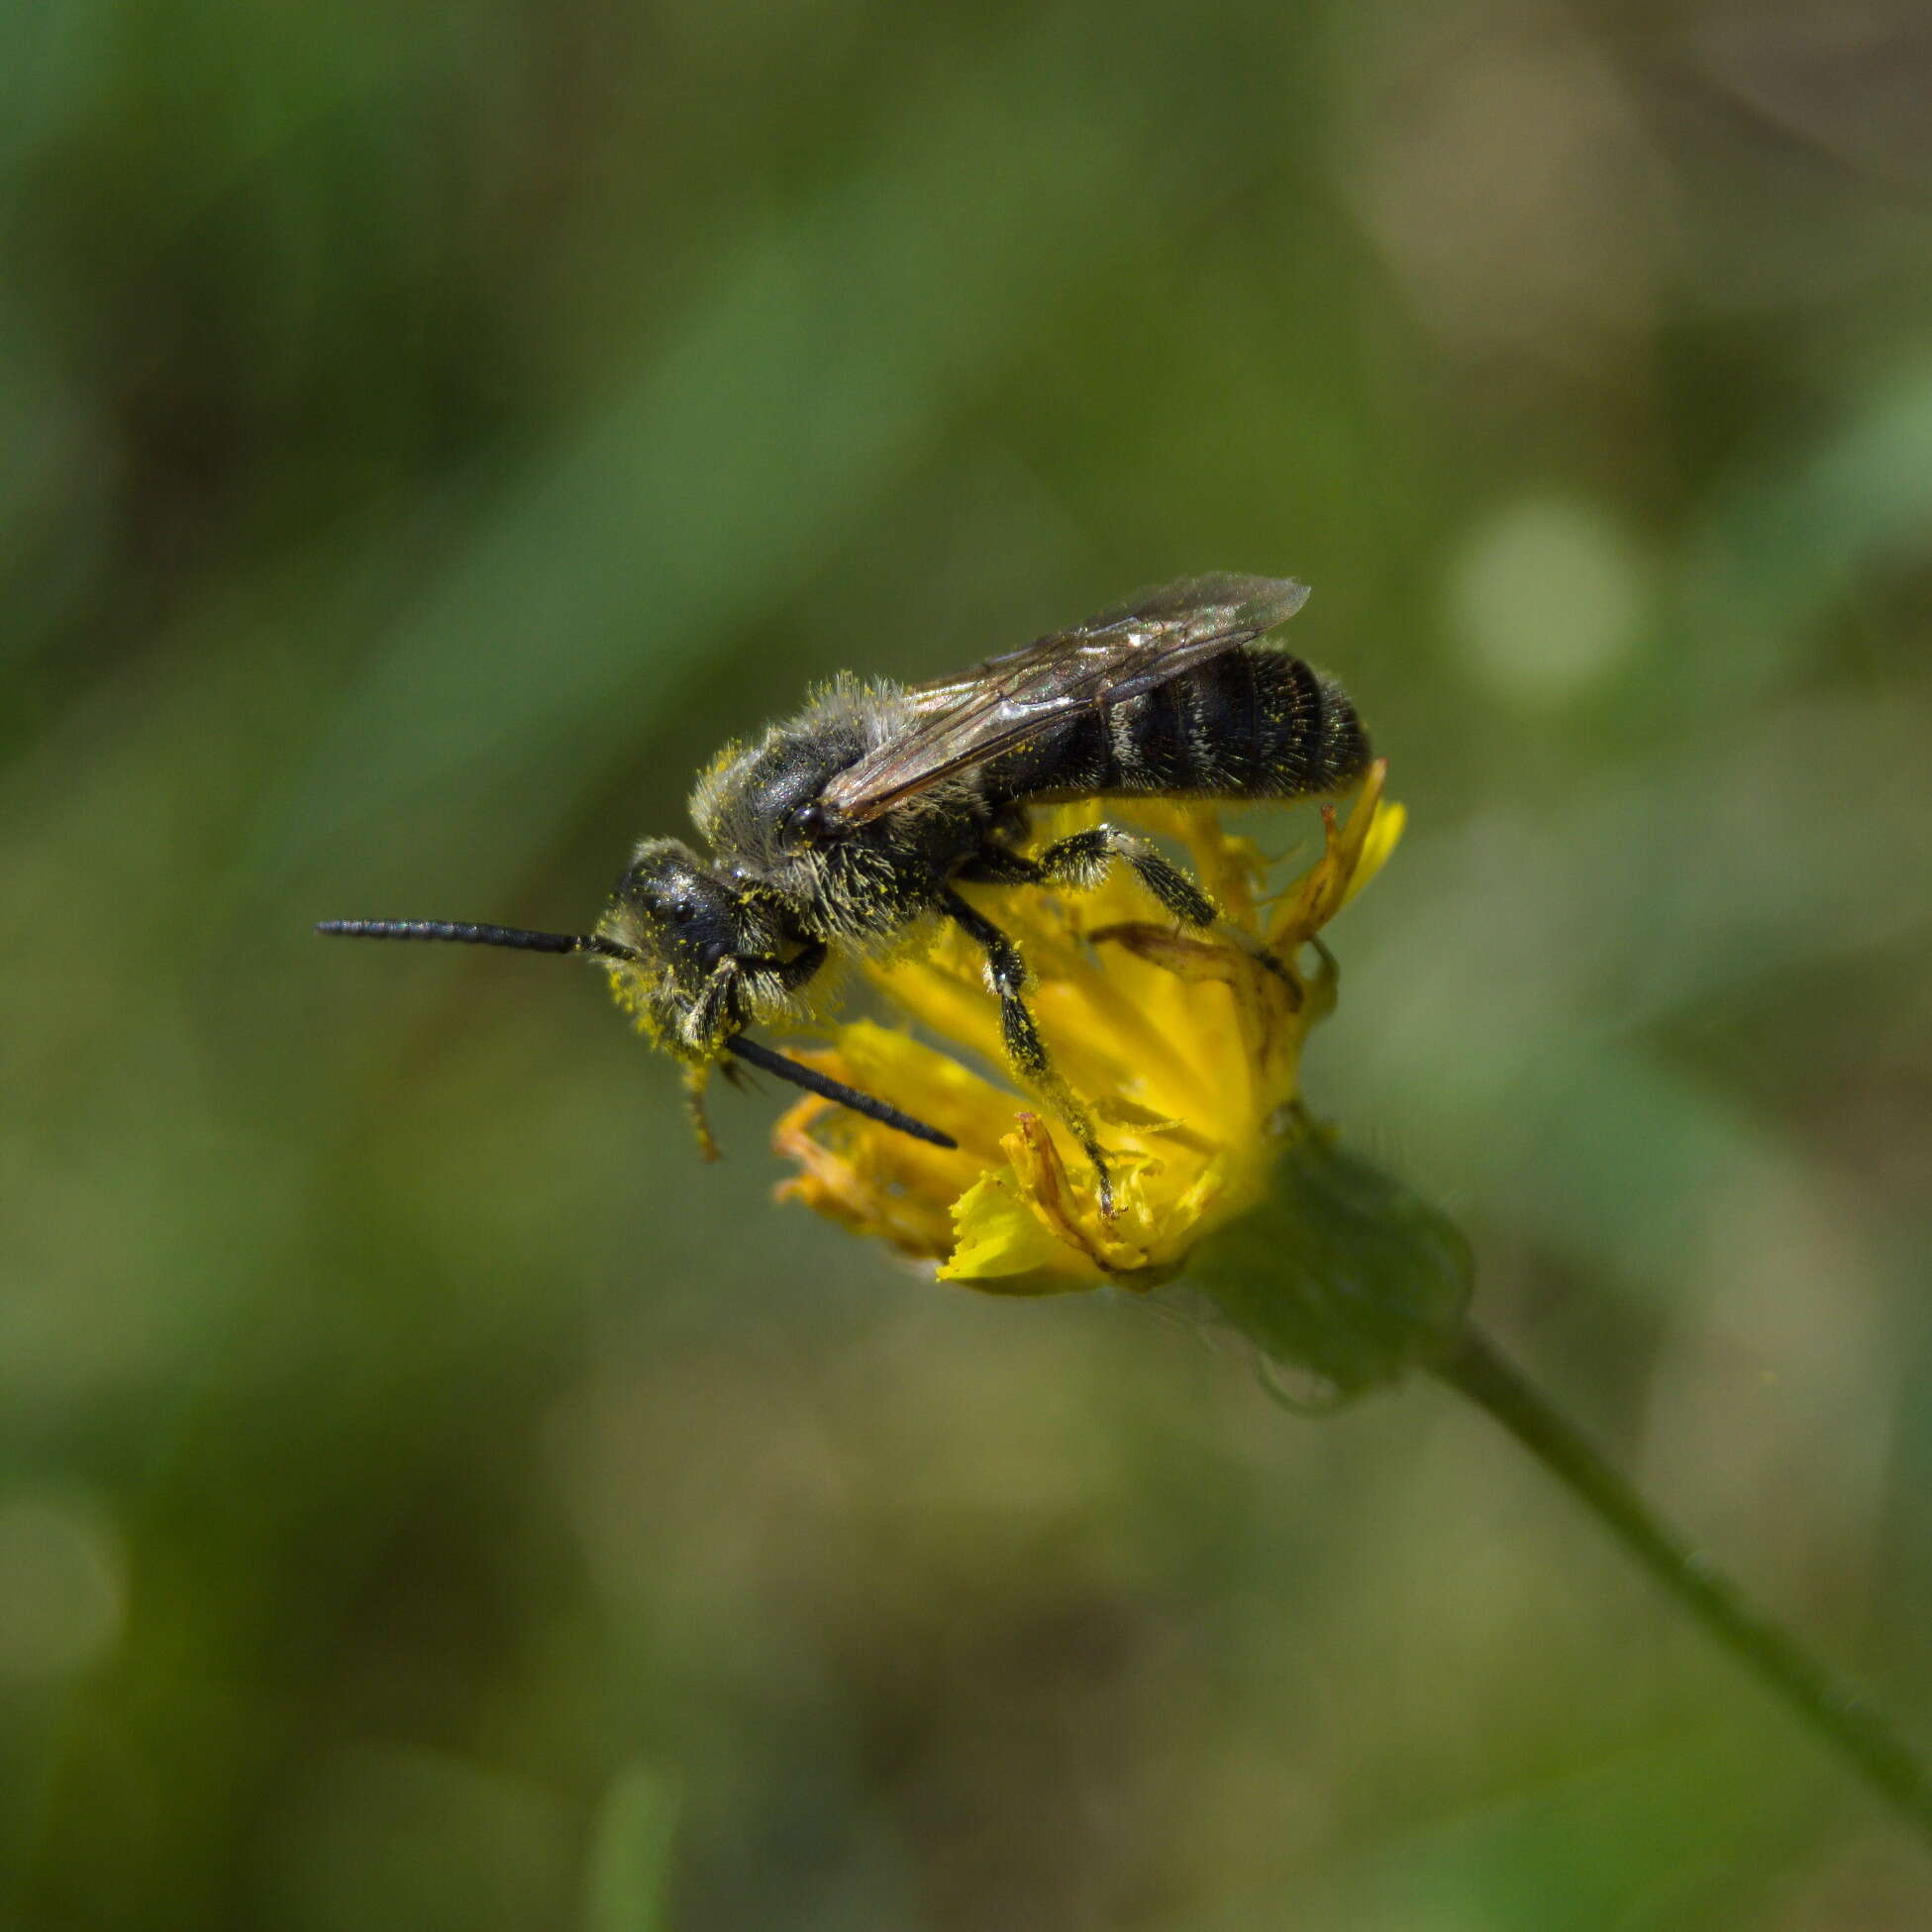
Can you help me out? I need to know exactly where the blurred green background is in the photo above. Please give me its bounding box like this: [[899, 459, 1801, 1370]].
[[5, 0, 1931, 1925]]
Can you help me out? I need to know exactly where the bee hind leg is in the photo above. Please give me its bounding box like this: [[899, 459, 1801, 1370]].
[[1031, 824, 1217, 928], [941, 888, 1115, 1216], [1020, 826, 1295, 985]]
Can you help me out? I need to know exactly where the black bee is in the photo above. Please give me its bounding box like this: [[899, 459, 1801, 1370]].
[[319, 573, 1370, 1202]]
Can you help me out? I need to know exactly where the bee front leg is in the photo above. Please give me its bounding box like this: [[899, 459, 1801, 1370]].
[[942, 888, 1115, 1216], [682, 959, 742, 1055], [771, 938, 828, 994], [682, 1061, 723, 1162]]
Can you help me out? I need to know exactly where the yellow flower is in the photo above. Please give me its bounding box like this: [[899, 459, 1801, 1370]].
[[771, 762, 1404, 1295]]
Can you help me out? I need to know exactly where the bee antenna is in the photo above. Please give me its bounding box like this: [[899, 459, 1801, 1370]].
[[724, 1036, 958, 1150], [315, 918, 640, 965]]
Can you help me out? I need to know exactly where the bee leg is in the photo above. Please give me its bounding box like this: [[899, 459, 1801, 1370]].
[[1033, 825, 1218, 929], [682, 959, 742, 1055], [1031, 826, 1295, 983], [942, 888, 1115, 1216], [955, 843, 1044, 886], [682, 1062, 723, 1162], [734, 938, 831, 1017], [772, 938, 829, 992]]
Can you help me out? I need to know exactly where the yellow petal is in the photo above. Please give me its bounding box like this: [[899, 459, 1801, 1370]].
[[772, 1100, 957, 1260], [1340, 798, 1405, 910], [770, 788, 1403, 1294], [1268, 762, 1398, 948], [940, 1165, 1100, 1293]]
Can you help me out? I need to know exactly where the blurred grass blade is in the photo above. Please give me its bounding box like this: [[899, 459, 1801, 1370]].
[[279, 21, 1201, 879], [582, 1765, 680, 1932]]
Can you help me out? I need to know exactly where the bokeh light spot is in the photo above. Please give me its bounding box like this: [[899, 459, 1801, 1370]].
[[1447, 496, 1651, 708], [0, 1488, 126, 1682]]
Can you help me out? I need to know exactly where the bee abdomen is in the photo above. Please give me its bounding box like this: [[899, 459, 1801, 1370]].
[[995, 646, 1370, 806]]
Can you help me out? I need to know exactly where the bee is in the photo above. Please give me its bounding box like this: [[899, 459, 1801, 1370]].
[[319, 573, 1370, 1205]]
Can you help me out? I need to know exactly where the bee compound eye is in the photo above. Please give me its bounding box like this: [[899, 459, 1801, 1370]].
[[672, 900, 697, 924]]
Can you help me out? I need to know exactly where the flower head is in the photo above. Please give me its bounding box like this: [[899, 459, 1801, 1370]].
[[771, 763, 1403, 1294]]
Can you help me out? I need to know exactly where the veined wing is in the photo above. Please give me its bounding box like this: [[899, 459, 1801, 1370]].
[[821, 573, 1309, 824]]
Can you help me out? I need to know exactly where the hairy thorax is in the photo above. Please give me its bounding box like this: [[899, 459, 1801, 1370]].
[[688, 678, 977, 949]]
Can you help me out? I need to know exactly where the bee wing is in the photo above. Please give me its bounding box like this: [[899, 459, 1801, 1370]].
[[823, 574, 1310, 823]]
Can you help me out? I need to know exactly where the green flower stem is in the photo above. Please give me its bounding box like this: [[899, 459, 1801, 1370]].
[[1437, 1325, 1932, 1842], [1192, 1131, 1930, 1833]]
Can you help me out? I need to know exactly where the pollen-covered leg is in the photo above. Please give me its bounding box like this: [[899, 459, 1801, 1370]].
[[1033, 824, 1218, 928], [733, 938, 830, 1027], [942, 888, 1116, 1215], [682, 962, 740, 1055], [682, 1062, 723, 1162], [1022, 824, 1294, 982], [772, 938, 829, 994]]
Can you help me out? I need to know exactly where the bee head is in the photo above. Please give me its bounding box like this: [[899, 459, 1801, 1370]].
[[600, 838, 744, 969], [592, 838, 775, 1053]]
